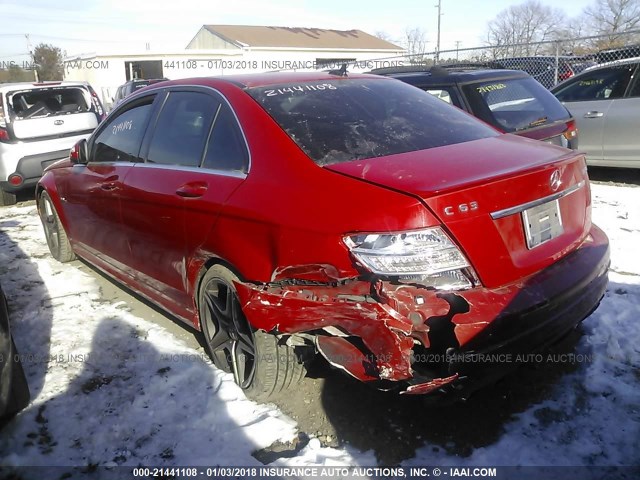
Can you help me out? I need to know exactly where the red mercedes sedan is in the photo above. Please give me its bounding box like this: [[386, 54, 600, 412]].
[[36, 72, 609, 400]]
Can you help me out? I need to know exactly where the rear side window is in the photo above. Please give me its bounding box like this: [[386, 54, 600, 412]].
[[147, 92, 219, 167], [93, 99, 154, 162], [463, 77, 570, 133], [628, 68, 640, 97], [8, 87, 91, 120], [553, 66, 634, 102], [202, 105, 249, 173], [248, 78, 496, 166], [424, 88, 453, 104]]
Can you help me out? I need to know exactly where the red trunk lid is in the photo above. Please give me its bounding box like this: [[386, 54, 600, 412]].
[[326, 135, 591, 288]]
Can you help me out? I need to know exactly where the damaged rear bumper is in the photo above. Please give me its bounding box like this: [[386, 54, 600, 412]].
[[234, 225, 610, 396]]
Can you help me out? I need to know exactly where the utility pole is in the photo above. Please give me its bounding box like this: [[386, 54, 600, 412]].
[[435, 0, 442, 63], [455, 40, 461, 61], [25, 34, 38, 82]]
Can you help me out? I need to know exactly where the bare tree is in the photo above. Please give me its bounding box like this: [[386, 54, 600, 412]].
[[374, 30, 393, 42], [583, 0, 640, 48], [555, 16, 593, 54], [485, 0, 566, 57], [404, 27, 429, 63]]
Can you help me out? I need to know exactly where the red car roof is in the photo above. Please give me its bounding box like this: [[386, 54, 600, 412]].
[[151, 71, 388, 90]]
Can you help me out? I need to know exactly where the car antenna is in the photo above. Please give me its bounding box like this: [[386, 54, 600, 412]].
[[328, 63, 348, 77]]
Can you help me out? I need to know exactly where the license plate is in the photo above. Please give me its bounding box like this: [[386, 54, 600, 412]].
[[522, 199, 563, 249]]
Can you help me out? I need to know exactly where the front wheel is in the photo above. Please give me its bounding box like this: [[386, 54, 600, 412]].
[[38, 191, 75, 263], [199, 265, 306, 401]]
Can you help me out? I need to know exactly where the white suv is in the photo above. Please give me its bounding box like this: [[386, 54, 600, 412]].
[[0, 81, 104, 205]]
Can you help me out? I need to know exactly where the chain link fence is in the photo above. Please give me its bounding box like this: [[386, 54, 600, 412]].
[[345, 29, 640, 90]]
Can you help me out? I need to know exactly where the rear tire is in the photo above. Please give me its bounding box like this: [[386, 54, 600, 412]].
[[38, 191, 76, 263], [0, 189, 17, 207], [199, 265, 306, 401]]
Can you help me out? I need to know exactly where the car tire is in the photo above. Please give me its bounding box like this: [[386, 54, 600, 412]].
[[199, 265, 306, 401], [0, 338, 31, 424], [0, 189, 17, 207], [38, 191, 76, 263]]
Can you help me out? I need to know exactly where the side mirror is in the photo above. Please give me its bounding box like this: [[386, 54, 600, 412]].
[[69, 139, 88, 165]]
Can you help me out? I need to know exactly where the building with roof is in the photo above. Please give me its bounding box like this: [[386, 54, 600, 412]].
[[63, 24, 405, 109]]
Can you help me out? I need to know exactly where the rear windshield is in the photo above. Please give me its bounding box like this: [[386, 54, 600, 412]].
[[248, 78, 497, 166], [463, 77, 570, 133], [8, 86, 91, 120]]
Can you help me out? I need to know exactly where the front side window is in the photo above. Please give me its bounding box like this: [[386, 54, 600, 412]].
[[553, 66, 634, 102], [93, 99, 154, 162], [463, 77, 570, 133], [147, 91, 219, 167], [248, 78, 496, 166]]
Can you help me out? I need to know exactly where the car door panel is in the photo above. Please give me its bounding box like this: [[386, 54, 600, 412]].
[[60, 98, 156, 270], [562, 99, 610, 163], [602, 86, 640, 166], [119, 89, 239, 319], [61, 162, 133, 266]]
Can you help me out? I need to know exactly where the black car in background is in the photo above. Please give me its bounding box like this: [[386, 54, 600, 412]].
[[110, 78, 168, 110], [371, 64, 578, 149], [493, 57, 577, 89], [0, 284, 30, 424]]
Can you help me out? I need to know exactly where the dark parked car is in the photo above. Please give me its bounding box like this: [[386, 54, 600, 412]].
[[111, 78, 168, 110], [552, 57, 640, 168], [37, 73, 608, 400], [595, 44, 640, 63], [372, 65, 578, 149], [0, 284, 30, 423], [493, 56, 578, 89]]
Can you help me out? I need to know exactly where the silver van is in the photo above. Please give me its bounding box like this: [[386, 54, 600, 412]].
[[0, 81, 104, 205]]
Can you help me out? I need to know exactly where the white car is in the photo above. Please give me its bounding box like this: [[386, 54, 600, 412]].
[[552, 57, 640, 169], [0, 81, 104, 205]]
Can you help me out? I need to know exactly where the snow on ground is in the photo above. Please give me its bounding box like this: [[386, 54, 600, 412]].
[[0, 183, 639, 476]]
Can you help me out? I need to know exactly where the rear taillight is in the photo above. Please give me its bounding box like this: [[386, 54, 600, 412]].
[[0, 128, 8, 142], [0, 95, 6, 132], [8, 174, 23, 186], [558, 69, 574, 82], [69, 143, 80, 162], [87, 85, 105, 121], [563, 119, 578, 140]]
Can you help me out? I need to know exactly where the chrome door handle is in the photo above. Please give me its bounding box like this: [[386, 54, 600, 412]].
[[176, 181, 208, 198], [584, 111, 604, 118]]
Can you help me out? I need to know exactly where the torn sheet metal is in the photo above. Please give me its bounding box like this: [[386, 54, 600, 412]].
[[233, 266, 524, 392]]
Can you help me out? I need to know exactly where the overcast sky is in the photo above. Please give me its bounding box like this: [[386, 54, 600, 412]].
[[0, 0, 594, 62]]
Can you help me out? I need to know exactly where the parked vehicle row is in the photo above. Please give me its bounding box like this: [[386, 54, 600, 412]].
[[36, 72, 609, 400]]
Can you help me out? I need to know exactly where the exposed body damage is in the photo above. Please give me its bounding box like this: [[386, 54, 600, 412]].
[[234, 268, 521, 394], [235, 226, 609, 396]]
